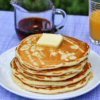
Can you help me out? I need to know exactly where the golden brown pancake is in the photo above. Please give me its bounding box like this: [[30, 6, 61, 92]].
[[11, 62, 91, 87], [10, 34, 93, 94], [16, 34, 90, 70], [11, 59, 82, 81], [13, 57, 87, 76], [12, 72, 93, 94]]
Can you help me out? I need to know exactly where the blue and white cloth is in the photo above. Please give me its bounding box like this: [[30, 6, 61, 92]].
[[0, 11, 100, 100]]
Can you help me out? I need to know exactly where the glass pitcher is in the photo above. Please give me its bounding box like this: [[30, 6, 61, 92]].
[[11, 0, 67, 39]]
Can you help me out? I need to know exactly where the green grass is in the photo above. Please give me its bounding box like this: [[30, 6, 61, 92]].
[[0, 0, 88, 15]]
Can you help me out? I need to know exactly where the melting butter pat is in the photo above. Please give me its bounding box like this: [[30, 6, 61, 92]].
[[37, 34, 63, 48]]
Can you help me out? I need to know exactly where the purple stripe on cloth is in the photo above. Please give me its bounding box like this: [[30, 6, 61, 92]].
[[0, 11, 100, 100]]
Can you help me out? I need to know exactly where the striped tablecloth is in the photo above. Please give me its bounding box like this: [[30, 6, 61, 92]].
[[0, 11, 100, 100]]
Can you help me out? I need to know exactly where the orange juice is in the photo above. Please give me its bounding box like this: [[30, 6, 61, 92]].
[[90, 10, 100, 40]]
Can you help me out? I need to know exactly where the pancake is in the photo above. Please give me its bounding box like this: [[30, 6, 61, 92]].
[[12, 72, 93, 94], [11, 59, 81, 81], [12, 63, 91, 87], [16, 34, 90, 71], [13, 57, 87, 76]]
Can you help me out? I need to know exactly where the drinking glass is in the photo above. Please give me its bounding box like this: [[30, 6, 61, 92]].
[[89, 0, 100, 45]]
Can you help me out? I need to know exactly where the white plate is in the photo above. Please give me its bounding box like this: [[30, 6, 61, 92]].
[[0, 47, 100, 100]]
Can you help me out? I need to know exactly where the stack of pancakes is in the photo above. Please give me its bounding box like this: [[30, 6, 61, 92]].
[[11, 34, 93, 94]]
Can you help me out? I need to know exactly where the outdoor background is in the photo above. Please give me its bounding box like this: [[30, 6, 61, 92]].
[[0, 0, 88, 15]]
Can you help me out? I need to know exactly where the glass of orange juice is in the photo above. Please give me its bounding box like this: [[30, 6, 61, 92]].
[[89, 0, 100, 45]]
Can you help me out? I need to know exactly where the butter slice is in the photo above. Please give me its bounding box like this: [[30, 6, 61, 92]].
[[37, 34, 63, 48]]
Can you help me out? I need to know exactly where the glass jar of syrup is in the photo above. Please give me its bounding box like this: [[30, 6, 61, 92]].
[[11, 0, 67, 39]]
